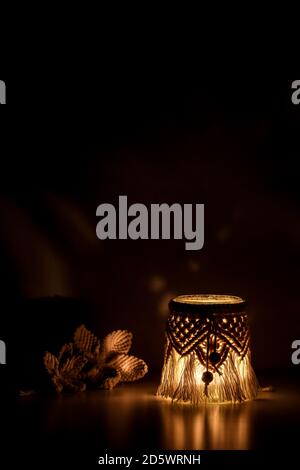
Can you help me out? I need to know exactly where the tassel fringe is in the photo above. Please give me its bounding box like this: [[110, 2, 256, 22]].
[[157, 341, 258, 404]]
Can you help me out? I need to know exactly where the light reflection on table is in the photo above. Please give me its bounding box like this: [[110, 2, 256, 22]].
[[17, 377, 300, 451], [160, 400, 252, 449]]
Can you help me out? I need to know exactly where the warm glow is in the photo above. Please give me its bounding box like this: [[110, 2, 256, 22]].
[[173, 295, 244, 305], [157, 294, 258, 404], [160, 401, 252, 449], [158, 347, 257, 404]]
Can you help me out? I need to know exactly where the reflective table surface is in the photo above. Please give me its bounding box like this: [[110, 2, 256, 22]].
[[15, 372, 300, 454]]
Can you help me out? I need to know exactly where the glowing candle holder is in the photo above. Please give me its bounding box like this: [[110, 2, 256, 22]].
[[157, 295, 258, 404]]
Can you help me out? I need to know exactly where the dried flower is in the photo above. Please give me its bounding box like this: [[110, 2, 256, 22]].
[[74, 326, 148, 390], [43, 325, 148, 393], [44, 343, 87, 393]]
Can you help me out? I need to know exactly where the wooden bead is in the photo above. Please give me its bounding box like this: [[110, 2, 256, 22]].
[[209, 352, 221, 365], [202, 371, 213, 384]]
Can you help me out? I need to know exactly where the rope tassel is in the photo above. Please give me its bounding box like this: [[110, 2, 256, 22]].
[[157, 295, 259, 404]]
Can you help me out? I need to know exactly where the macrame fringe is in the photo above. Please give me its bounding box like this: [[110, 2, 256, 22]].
[[157, 342, 258, 404]]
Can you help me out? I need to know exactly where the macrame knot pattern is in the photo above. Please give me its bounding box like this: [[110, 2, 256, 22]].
[[157, 295, 258, 404]]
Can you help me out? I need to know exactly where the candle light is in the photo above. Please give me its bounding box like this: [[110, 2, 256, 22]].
[[157, 295, 258, 404]]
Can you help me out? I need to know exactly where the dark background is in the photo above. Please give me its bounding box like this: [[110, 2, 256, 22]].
[[1, 77, 300, 392]]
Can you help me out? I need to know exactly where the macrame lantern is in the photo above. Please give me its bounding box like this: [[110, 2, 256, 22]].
[[157, 295, 258, 404]]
